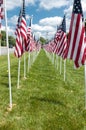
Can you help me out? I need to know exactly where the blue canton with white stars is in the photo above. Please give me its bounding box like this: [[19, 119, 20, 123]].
[[73, 0, 84, 20]]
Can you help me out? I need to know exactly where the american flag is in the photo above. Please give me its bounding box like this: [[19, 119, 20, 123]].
[[20, 0, 27, 52], [54, 15, 68, 59], [67, 0, 86, 68], [14, 10, 23, 58], [84, 19, 86, 55], [29, 33, 36, 52], [15, 9, 22, 36], [0, 0, 4, 28], [26, 18, 32, 51]]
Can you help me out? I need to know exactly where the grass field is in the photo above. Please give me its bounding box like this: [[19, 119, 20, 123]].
[[0, 50, 86, 130]]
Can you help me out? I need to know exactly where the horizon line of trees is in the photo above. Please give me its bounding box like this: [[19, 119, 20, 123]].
[[0, 31, 47, 47]]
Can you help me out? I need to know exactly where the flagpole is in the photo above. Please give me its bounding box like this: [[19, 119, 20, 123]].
[[4, 0, 12, 108], [84, 19, 86, 109], [64, 59, 66, 81], [84, 61, 86, 109], [24, 52, 26, 79], [56, 55, 58, 70], [28, 50, 30, 72], [60, 57, 62, 75], [52, 52, 54, 64], [17, 58, 21, 88]]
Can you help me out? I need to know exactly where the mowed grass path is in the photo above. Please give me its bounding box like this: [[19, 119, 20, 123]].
[[0, 50, 86, 130]]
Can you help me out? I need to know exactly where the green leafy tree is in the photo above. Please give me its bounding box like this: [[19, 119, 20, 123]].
[[40, 37, 46, 45], [9, 35, 15, 47], [1, 31, 6, 46], [1, 31, 15, 47]]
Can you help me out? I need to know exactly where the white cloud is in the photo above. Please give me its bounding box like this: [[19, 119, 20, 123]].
[[64, 5, 72, 18], [39, 0, 69, 10], [31, 16, 64, 40], [39, 16, 62, 26], [32, 24, 55, 32], [6, 0, 21, 10], [33, 31, 42, 40], [82, 0, 86, 18], [6, 0, 35, 10], [6, 0, 69, 11], [8, 15, 18, 25]]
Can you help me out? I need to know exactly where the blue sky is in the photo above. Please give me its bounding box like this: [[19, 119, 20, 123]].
[[1, 0, 86, 40]]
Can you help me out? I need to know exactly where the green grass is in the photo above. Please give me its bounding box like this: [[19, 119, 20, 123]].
[[0, 50, 86, 130]]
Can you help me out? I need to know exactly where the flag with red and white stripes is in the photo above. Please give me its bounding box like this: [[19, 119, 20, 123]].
[[67, 0, 86, 68], [0, 0, 4, 28], [29, 33, 36, 52], [20, 0, 27, 52], [26, 18, 32, 51], [14, 0, 27, 58], [54, 15, 68, 59], [14, 9, 23, 58]]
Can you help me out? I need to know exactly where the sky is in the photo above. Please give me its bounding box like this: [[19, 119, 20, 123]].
[[1, 0, 86, 40]]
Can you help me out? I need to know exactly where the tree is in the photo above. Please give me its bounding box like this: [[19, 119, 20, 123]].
[[1, 31, 6, 46], [9, 36, 15, 47], [40, 37, 46, 45], [1, 31, 15, 47]]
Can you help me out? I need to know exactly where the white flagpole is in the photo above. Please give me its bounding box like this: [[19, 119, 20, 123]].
[[84, 61, 86, 109], [28, 51, 30, 72], [52, 53, 54, 64], [64, 59, 66, 81], [84, 19, 86, 109], [56, 55, 58, 70], [17, 58, 21, 88], [60, 57, 62, 75], [4, 0, 12, 108], [24, 52, 26, 79]]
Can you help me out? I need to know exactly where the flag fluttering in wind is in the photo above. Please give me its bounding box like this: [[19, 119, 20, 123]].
[[67, 0, 86, 68], [0, 0, 4, 28], [54, 15, 68, 59], [14, 10, 23, 58]]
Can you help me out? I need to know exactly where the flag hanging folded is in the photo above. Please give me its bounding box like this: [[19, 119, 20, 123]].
[[14, 0, 27, 58], [67, 0, 86, 68], [26, 18, 32, 51], [20, 0, 27, 52], [0, 0, 4, 28], [14, 9, 23, 58], [54, 15, 68, 59]]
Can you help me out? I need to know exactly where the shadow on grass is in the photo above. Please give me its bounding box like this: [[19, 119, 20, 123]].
[[0, 82, 9, 88], [1, 74, 8, 78], [31, 96, 66, 107]]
